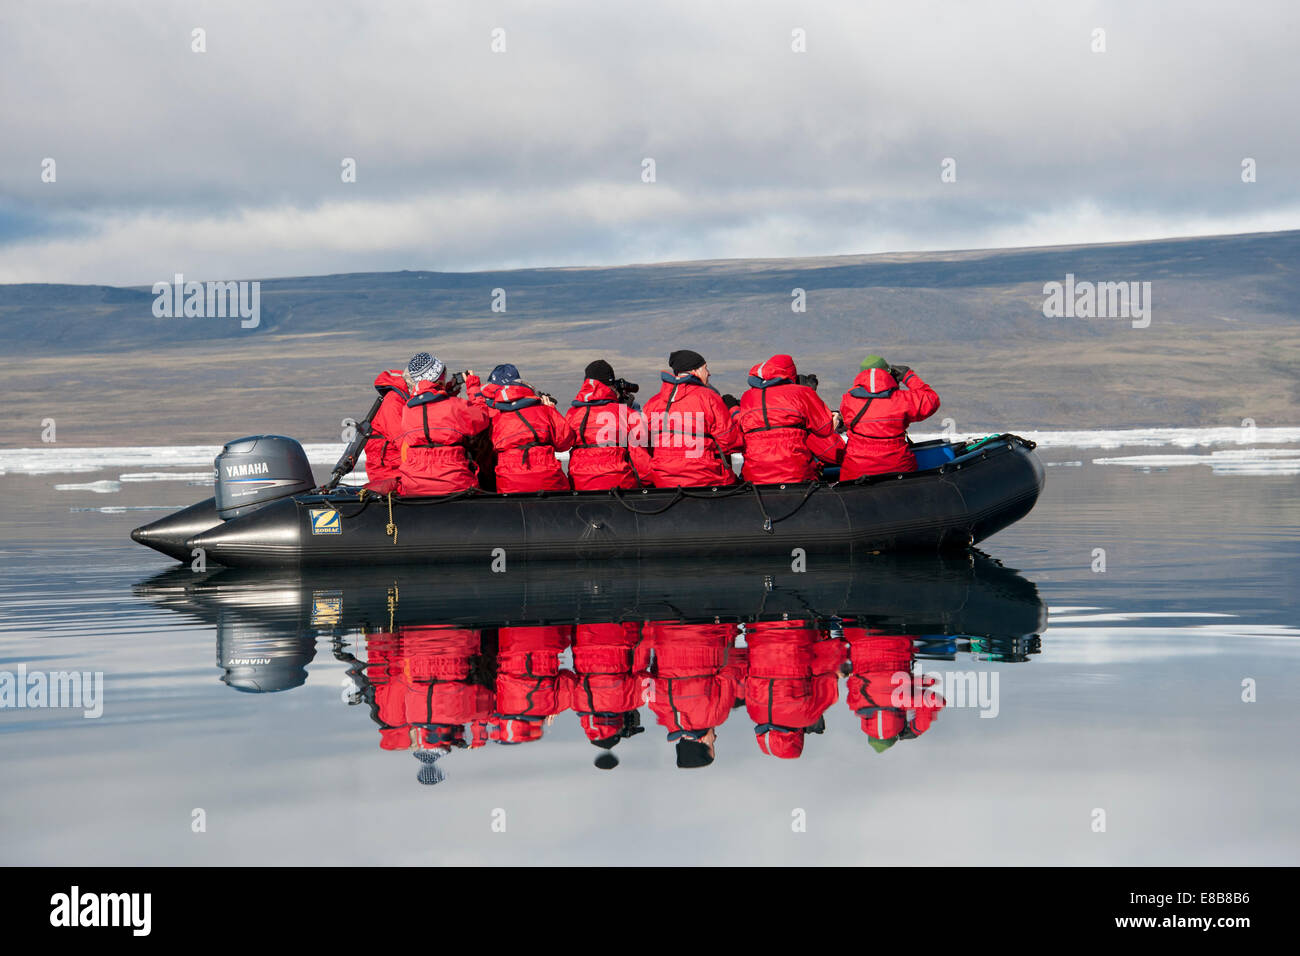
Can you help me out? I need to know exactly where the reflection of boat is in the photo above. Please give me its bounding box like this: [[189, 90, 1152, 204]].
[[131, 434, 1044, 566], [135, 554, 1045, 779], [134, 551, 1047, 637]]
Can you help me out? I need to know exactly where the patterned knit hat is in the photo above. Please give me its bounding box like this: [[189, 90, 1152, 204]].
[[407, 352, 446, 383]]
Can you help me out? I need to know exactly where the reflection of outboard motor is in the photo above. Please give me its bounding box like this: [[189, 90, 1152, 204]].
[[217, 615, 316, 692], [214, 435, 316, 520]]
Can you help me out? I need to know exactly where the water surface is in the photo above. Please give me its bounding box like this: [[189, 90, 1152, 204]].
[[1, 440, 1297, 866]]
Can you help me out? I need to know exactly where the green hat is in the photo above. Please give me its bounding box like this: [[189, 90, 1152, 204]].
[[860, 354, 889, 371], [867, 735, 898, 753]]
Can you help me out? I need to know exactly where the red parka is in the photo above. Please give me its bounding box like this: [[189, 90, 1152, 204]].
[[735, 355, 843, 484], [838, 367, 940, 479], [559, 622, 651, 744], [363, 370, 410, 493], [368, 627, 494, 751], [492, 626, 574, 743], [642, 373, 743, 487], [564, 380, 653, 490], [487, 383, 576, 493], [843, 628, 944, 744], [397, 381, 491, 495], [745, 620, 843, 759], [645, 623, 747, 735]]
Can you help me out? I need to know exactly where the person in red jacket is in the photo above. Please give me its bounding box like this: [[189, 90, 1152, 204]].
[[842, 626, 944, 752], [643, 349, 742, 487], [352, 625, 496, 783], [492, 625, 574, 744], [362, 368, 411, 493], [645, 621, 747, 769], [565, 360, 652, 490], [480, 364, 577, 493], [838, 355, 941, 479], [735, 354, 844, 484], [397, 352, 491, 495], [745, 620, 843, 759], [559, 622, 651, 762]]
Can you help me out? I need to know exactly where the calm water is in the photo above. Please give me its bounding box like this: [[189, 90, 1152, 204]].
[[2, 445, 1298, 866]]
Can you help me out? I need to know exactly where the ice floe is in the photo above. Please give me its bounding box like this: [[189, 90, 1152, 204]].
[[53, 480, 121, 494], [2, 427, 1298, 476], [912, 425, 1300, 450], [1091, 447, 1300, 476]]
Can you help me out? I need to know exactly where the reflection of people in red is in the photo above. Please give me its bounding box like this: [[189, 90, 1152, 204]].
[[645, 622, 747, 769], [842, 627, 944, 752], [491, 626, 574, 745], [559, 623, 649, 767], [745, 620, 842, 759], [351, 626, 496, 784]]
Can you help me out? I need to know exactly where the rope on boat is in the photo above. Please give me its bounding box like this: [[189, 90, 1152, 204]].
[[385, 491, 397, 545], [749, 481, 823, 532], [610, 487, 686, 515]]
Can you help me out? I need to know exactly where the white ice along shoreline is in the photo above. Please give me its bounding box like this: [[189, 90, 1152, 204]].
[[2, 426, 1299, 477]]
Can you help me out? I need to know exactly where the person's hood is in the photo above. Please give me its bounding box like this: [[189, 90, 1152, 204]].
[[580, 712, 624, 742], [756, 727, 805, 759], [491, 718, 545, 743], [849, 366, 900, 398], [373, 369, 409, 398], [747, 354, 797, 388], [654, 371, 706, 397], [571, 378, 619, 407], [488, 381, 541, 412], [406, 378, 451, 407], [858, 706, 906, 740]]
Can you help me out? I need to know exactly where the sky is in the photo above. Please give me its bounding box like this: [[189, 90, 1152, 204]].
[[1, 0, 1298, 286]]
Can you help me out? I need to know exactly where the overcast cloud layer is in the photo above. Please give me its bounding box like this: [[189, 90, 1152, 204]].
[[2, 0, 1298, 285]]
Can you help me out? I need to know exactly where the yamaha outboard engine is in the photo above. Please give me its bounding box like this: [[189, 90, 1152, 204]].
[[217, 615, 316, 693], [213, 435, 316, 520]]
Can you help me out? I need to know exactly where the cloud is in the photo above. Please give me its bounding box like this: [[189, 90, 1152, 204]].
[[2, 0, 1298, 284]]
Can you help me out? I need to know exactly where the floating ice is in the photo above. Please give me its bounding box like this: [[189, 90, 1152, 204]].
[[913, 426, 1300, 450], [1091, 447, 1300, 476], [2, 426, 1298, 476], [119, 472, 215, 482], [0, 443, 350, 476], [53, 480, 121, 493]]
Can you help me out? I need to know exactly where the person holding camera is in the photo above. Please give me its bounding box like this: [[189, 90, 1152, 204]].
[[475, 363, 576, 493], [564, 359, 652, 490], [837, 355, 941, 479], [360, 364, 414, 493], [735, 353, 843, 484], [396, 352, 491, 495]]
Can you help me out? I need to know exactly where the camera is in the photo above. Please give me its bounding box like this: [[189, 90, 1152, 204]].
[[613, 377, 639, 403], [447, 370, 466, 394], [796, 372, 819, 391]]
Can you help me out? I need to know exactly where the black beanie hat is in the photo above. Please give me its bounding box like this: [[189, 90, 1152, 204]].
[[669, 349, 707, 375], [675, 738, 715, 769], [584, 359, 616, 385]]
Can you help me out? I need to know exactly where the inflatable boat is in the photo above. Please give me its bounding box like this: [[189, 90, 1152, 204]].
[[131, 433, 1043, 568]]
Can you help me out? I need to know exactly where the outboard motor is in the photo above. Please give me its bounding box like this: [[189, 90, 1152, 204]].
[[216, 615, 316, 693], [213, 435, 316, 520]]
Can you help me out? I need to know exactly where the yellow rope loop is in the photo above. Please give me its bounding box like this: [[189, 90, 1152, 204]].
[[385, 492, 398, 544], [357, 488, 369, 503]]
